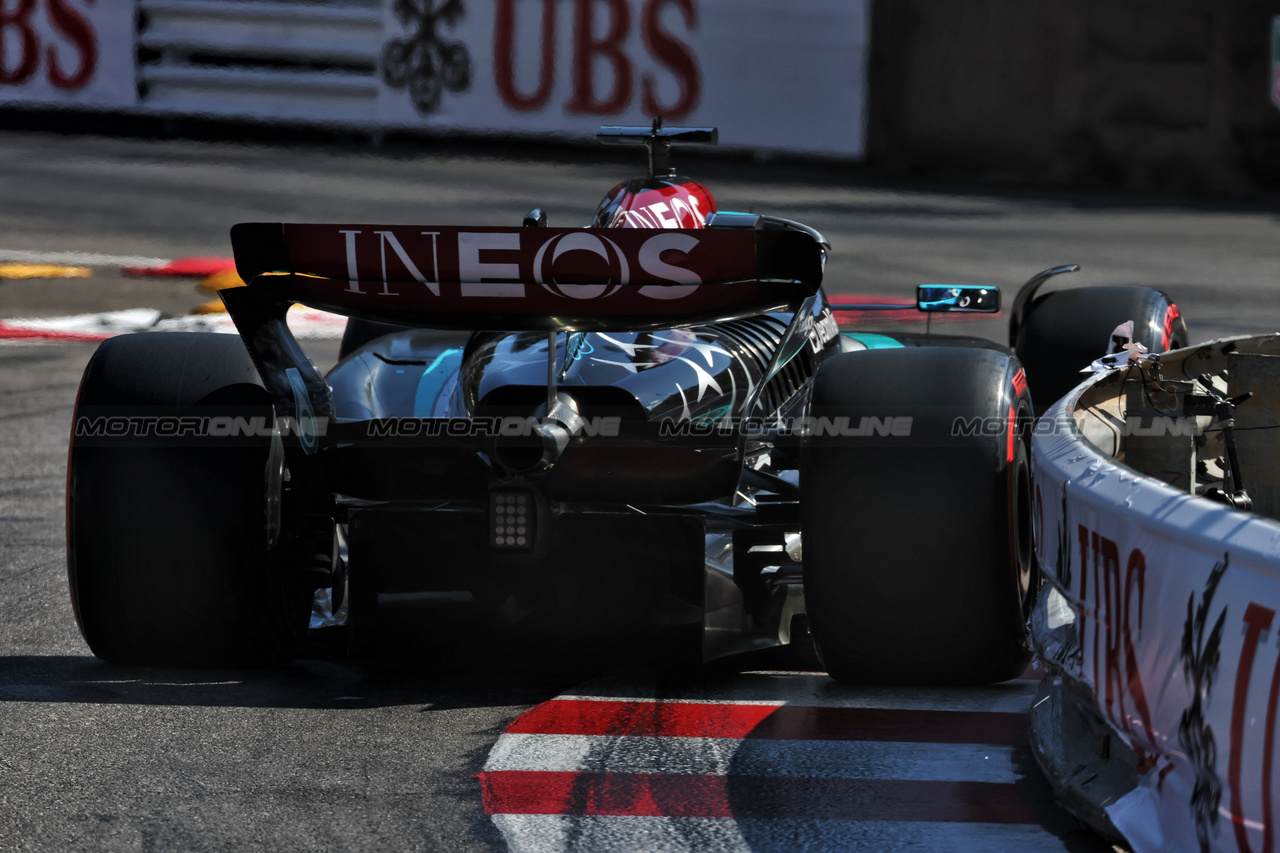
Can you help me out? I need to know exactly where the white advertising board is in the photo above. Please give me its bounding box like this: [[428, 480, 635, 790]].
[[0, 0, 137, 108], [1033, 364, 1280, 853], [374, 0, 871, 157]]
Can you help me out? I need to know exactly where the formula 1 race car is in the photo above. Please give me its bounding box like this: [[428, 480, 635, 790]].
[[65, 124, 1189, 684]]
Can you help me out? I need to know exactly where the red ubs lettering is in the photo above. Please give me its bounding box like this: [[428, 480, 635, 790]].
[[1077, 524, 1156, 746], [1228, 602, 1278, 853], [0, 0, 97, 90], [494, 0, 701, 118]]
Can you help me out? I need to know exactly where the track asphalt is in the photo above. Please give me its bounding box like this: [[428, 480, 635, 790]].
[[3, 130, 1279, 850]]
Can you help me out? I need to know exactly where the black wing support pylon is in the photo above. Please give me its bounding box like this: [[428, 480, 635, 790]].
[[597, 119, 718, 179]]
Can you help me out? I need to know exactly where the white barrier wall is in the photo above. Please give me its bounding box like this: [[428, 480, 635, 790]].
[[0, 0, 136, 108], [1033, 360, 1280, 853], [1, 0, 870, 159], [374, 0, 870, 156]]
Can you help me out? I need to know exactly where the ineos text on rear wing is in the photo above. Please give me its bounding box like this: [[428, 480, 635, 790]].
[[229, 223, 823, 332]]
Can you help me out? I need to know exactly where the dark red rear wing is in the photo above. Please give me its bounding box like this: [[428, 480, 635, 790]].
[[229, 223, 822, 331]]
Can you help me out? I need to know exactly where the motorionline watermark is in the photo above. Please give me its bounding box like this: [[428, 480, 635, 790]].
[[951, 414, 1203, 438], [72, 413, 913, 441], [71, 414, 627, 440], [72, 412, 1207, 444], [74, 414, 313, 439], [363, 416, 622, 438], [663, 414, 1207, 439], [660, 416, 914, 437]]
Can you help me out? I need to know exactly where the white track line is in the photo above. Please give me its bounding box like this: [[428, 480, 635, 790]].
[[491, 815, 1067, 853], [484, 733, 1018, 784], [485, 672, 1056, 852], [0, 249, 170, 267], [561, 674, 1041, 714], [0, 309, 164, 333], [0, 308, 347, 341]]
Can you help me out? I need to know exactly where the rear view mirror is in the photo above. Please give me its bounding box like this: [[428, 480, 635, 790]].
[[917, 285, 1000, 313]]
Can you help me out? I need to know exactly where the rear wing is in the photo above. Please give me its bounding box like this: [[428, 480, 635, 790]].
[[221, 221, 824, 467], [228, 223, 822, 332]]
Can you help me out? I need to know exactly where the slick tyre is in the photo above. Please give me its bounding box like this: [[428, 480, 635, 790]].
[[800, 347, 1036, 685], [67, 333, 307, 666], [1013, 285, 1186, 412]]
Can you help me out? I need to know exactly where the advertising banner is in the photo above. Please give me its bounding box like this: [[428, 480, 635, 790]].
[[374, 0, 871, 157], [0, 0, 137, 108], [1033, 376, 1280, 853]]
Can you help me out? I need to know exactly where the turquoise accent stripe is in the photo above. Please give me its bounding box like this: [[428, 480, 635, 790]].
[[413, 347, 462, 416], [423, 347, 458, 375], [842, 332, 904, 349]]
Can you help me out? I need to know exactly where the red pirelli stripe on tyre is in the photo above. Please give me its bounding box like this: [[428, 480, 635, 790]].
[[1011, 368, 1027, 398], [1006, 405, 1018, 464], [1161, 303, 1181, 350]]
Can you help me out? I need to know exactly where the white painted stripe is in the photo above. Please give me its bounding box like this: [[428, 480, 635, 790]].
[[484, 733, 1018, 784], [561, 673, 1040, 714], [0, 248, 170, 267], [491, 815, 1063, 853], [0, 308, 347, 340], [0, 309, 164, 333]]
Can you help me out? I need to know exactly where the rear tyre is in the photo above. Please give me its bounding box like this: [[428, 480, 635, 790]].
[[800, 347, 1035, 685], [67, 333, 309, 665], [1014, 285, 1186, 412]]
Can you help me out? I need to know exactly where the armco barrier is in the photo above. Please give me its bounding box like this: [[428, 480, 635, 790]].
[[1, 0, 873, 158], [1031, 336, 1280, 853]]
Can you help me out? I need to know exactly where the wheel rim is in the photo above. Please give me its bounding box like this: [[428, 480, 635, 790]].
[[1015, 449, 1034, 600], [1013, 410, 1036, 615]]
